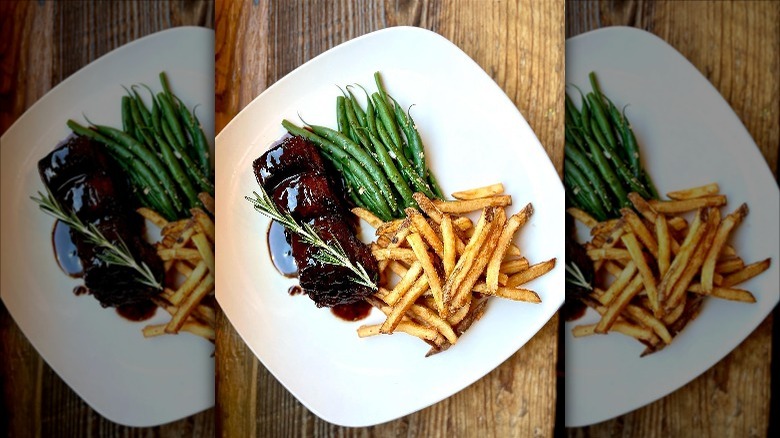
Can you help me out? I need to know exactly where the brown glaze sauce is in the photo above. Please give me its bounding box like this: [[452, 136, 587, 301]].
[[561, 299, 587, 322], [116, 300, 158, 322], [267, 221, 298, 277], [52, 220, 84, 278], [330, 300, 372, 322]]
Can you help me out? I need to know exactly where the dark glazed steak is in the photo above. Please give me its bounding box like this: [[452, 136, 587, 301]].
[[253, 136, 378, 307], [38, 135, 163, 308]]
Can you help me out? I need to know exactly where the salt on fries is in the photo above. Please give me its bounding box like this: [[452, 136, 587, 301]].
[[136, 193, 216, 341], [569, 183, 770, 356], [355, 183, 555, 356]]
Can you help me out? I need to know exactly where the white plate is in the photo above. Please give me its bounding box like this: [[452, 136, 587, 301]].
[[0, 27, 215, 427], [216, 26, 564, 427], [564, 27, 780, 427]]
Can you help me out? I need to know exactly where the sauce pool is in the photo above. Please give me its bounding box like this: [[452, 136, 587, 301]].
[[116, 300, 158, 322], [330, 300, 372, 322], [52, 220, 84, 278], [267, 221, 298, 277]]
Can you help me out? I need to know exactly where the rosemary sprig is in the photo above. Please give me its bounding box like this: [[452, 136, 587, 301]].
[[245, 188, 377, 290], [31, 189, 162, 290], [565, 260, 592, 291]]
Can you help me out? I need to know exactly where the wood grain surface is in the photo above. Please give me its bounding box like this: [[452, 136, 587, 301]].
[[214, 0, 564, 436], [565, 1, 778, 437], [0, 1, 214, 437]]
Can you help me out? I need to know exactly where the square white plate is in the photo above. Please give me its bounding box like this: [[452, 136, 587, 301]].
[[0, 27, 215, 427], [564, 26, 779, 427], [216, 26, 564, 427]]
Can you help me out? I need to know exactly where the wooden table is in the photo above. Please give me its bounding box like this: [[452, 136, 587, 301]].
[[565, 1, 778, 437], [214, 0, 564, 436], [0, 2, 214, 436]]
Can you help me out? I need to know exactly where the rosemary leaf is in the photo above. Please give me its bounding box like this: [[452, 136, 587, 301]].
[[31, 189, 162, 290], [245, 188, 376, 290]]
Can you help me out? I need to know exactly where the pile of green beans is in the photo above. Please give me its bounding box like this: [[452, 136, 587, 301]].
[[564, 71, 658, 221], [283, 72, 443, 221], [68, 72, 213, 221]]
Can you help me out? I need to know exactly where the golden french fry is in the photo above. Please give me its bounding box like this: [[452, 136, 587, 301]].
[[169, 260, 209, 305], [406, 233, 444, 313], [666, 183, 720, 200], [567, 207, 598, 228], [441, 215, 456, 277], [595, 275, 644, 334], [700, 204, 748, 292], [409, 304, 458, 344], [715, 257, 744, 274], [628, 192, 658, 223], [621, 233, 659, 313], [451, 183, 505, 200], [192, 232, 215, 276], [406, 208, 444, 259], [485, 203, 533, 293], [158, 247, 202, 263], [442, 207, 496, 310], [472, 283, 541, 303], [688, 285, 756, 302], [500, 257, 529, 274], [375, 218, 406, 236], [380, 274, 429, 334], [433, 195, 512, 214], [191, 208, 215, 243], [360, 321, 439, 342], [656, 208, 708, 307], [622, 208, 658, 258], [721, 258, 771, 287], [648, 195, 727, 213], [655, 215, 671, 277], [198, 192, 215, 215], [506, 258, 556, 287], [351, 207, 384, 229], [372, 247, 418, 264], [137, 207, 169, 228], [412, 192, 444, 223], [383, 262, 423, 306], [166, 273, 214, 333], [586, 248, 632, 262], [573, 321, 655, 342], [598, 261, 637, 305]]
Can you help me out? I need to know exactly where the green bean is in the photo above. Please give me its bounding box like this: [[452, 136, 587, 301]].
[[620, 111, 643, 177], [67, 120, 177, 217], [391, 98, 426, 177], [306, 124, 399, 214], [343, 96, 371, 150], [336, 95, 349, 137], [282, 120, 394, 219], [371, 92, 403, 152], [174, 96, 211, 178], [93, 124, 184, 214], [121, 96, 134, 135], [581, 131, 629, 208], [152, 131, 201, 209], [564, 141, 615, 214], [586, 92, 619, 153], [160, 116, 214, 195], [346, 86, 366, 128], [364, 129, 416, 208], [151, 95, 162, 134], [131, 85, 154, 127], [128, 97, 156, 149], [427, 171, 445, 200], [156, 92, 188, 151], [565, 93, 582, 128], [375, 118, 435, 198], [565, 157, 607, 221], [588, 118, 651, 199]]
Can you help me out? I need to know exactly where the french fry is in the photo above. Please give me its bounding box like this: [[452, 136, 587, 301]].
[[169, 260, 209, 305], [352, 207, 384, 229], [451, 183, 505, 200], [433, 195, 512, 214], [586, 248, 632, 262], [721, 258, 771, 287], [506, 258, 556, 287], [406, 233, 444, 313], [380, 274, 429, 334], [666, 183, 719, 200], [372, 247, 418, 264], [500, 257, 529, 275], [191, 208, 215, 243], [655, 215, 671, 277], [191, 232, 215, 276], [648, 195, 727, 213], [567, 207, 598, 228], [621, 233, 659, 313], [621, 208, 658, 258], [441, 215, 456, 277], [595, 275, 644, 334], [198, 192, 215, 215], [472, 283, 541, 303], [485, 203, 533, 293], [158, 247, 202, 263], [166, 273, 214, 333], [406, 208, 444, 259], [137, 207, 169, 228], [700, 204, 748, 292]]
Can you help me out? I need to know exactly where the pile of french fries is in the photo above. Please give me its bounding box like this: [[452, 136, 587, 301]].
[[352, 183, 556, 356], [137, 192, 216, 341], [568, 183, 770, 356]]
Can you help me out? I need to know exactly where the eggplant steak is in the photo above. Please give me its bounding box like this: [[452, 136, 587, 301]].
[[38, 134, 163, 307], [253, 136, 378, 307]]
